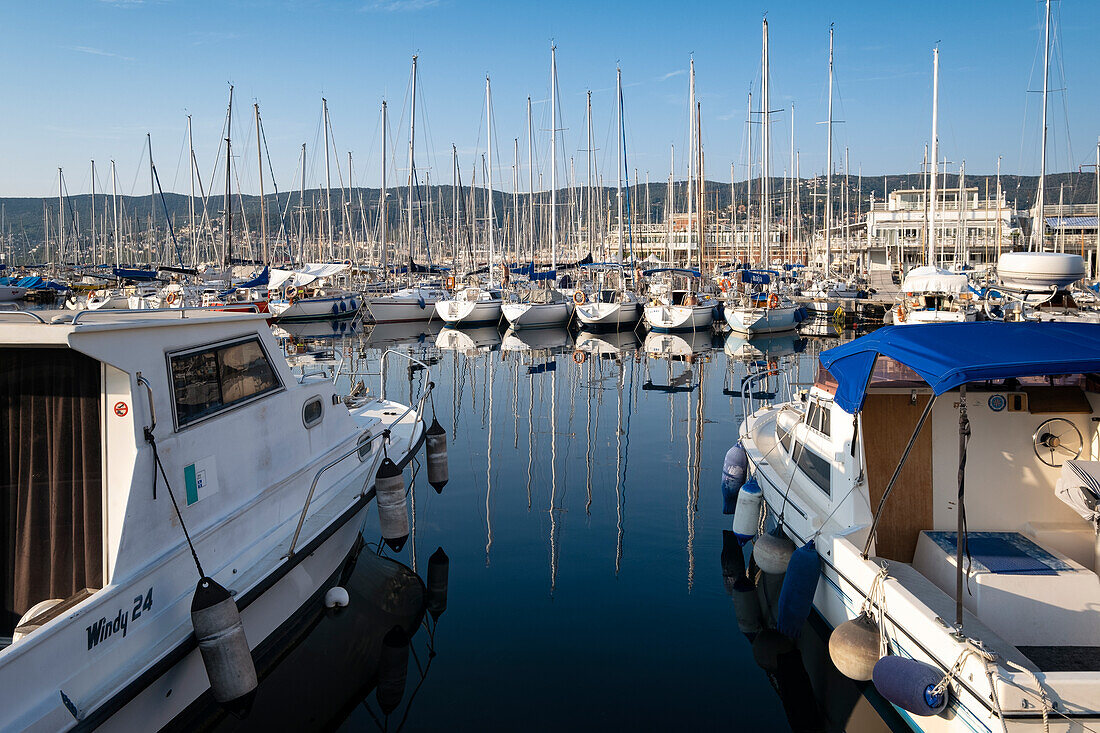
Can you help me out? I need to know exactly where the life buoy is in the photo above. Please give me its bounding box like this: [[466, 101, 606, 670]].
[[767, 293, 780, 309], [89, 290, 98, 300], [573, 291, 586, 305], [896, 306, 907, 323], [286, 286, 298, 300], [573, 350, 587, 365], [165, 291, 178, 306], [720, 278, 732, 292], [446, 276, 456, 290], [768, 359, 779, 374]]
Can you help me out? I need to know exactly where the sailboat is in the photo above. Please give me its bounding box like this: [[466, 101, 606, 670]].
[[724, 19, 801, 334], [501, 47, 574, 330], [368, 59, 446, 323]]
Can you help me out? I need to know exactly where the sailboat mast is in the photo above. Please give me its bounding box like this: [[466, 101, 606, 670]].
[[550, 44, 558, 272], [587, 90, 594, 259], [298, 144, 306, 263], [486, 75, 495, 274], [148, 133, 155, 263], [514, 138, 520, 263], [408, 56, 418, 278], [452, 144, 458, 267], [825, 25, 834, 271], [187, 115, 197, 263], [761, 18, 771, 266], [322, 98, 334, 258], [381, 101, 388, 274], [255, 103, 268, 265], [224, 86, 234, 269], [111, 160, 119, 265], [1034, 0, 1051, 251], [929, 46, 940, 267], [687, 57, 695, 267], [616, 67, 624, 262], [58, 168, 64, 268], [90, 160, 96, 263], [527, 96, 534, 264]]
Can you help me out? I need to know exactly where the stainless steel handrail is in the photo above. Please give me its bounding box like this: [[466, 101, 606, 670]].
[[0, 310, 46, 323], [740, 368, 792, 418], [135, 373, 157, 434], [379, 349, 430, 401], [70, 304, 261, 325], [285, 379, 434, 557]]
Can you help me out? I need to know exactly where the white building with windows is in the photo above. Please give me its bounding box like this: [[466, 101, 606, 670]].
[[864, 186, 1017, 271]]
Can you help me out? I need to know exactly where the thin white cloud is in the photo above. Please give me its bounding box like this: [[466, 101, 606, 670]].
[[657, 69, 686, 82], [70, 45, 135, 62], [363, 0, 440, 11]]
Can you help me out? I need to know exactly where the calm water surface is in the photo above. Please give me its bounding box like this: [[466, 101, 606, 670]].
[[233, 317, 902, 733]]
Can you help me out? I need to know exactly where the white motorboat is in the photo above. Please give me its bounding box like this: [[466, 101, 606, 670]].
[[366, 285, 445, 323], [890, 266, 979, 325], [434, 285, 503, 327], [0, 307, 428, 730], [736, 322, 1100, 732], [641, 268, 717, 332], [501, 287, 574, 329]]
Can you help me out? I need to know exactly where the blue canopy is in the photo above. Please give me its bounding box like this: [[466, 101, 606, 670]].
[[820, 323, 1100, 414], [740, 270, 773, 285], [113, 267, 159, 281]]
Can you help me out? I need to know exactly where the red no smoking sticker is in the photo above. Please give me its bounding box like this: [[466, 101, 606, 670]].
[[114, 402, 128, 417]]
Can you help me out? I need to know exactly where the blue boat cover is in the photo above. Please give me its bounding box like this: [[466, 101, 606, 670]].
[[740, 270, 772, 285], [113, 267, 159, 281], [641, 267, 701, 277], [820, 323, 1100, 414]]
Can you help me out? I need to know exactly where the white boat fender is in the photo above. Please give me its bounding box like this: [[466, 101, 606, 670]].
[[776, 541, 821, 639], [427, 546, 449, 620], [720, 529, 747, 595], [324, 586, 350, 609], [376, 626, 410, 714], [191, 577, 258, 716], [425, 417, 449, 492], [753, 529, 795, 575], [721, 443, 748, 515], [375, 457, 410, 552], [872, 656, 948, 716], [829, 613, 881, 681], [731, 478, 762, 545]]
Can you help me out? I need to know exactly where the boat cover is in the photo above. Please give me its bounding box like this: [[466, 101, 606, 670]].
[[900, 265, 969, 294], [819, 322, 1100, 413]]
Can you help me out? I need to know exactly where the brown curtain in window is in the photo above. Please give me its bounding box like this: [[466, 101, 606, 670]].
[[1, 348, 102, 633]]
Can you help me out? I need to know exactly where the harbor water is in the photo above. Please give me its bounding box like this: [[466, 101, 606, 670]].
[[193, 318, 904, 732]]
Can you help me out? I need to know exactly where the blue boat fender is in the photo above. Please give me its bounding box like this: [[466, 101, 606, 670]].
[[721, 443, 748, 514], [872, 656, 948, 716], [776, 540, 821, 639], [731, 478, 762, 545], [331, 303, 340, 315]]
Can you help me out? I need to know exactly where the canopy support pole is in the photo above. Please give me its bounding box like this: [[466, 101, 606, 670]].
[[955, 384, 971, 628], [861, 393, 938, 559]]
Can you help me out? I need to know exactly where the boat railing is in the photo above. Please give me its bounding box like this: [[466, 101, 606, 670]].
[[0, 309, 47, 323], [740, 367, 793, 417], [285, 361, 434, 558], [69, 304, 262, 324]]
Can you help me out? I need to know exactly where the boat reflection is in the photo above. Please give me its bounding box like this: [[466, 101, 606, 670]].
[[643, 328, 714, 361], [723, 330, 806, 361], [364, 320, 444, 349], [434, 325, 502, 353], [573, 329, 641, 359], [168, 544, 446, 732], [272, 316, 364, 341], [500, 326, 572, 354]]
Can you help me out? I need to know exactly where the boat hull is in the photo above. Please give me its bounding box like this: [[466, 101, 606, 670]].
[[501, 301, 573, 329], [366, 297, 437, 323], [270, 294, 360, 322], [724, 305, 800, 334], [434, 299, 502, 326], [575, 300, 640, 326], [0, 286, 27, 302], [643, 303, 714, 331]]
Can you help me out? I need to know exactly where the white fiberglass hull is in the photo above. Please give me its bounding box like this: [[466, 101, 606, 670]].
[[501, 301, 573, 329], [724, 305, 800, 334], [0, 286, 26, 302], [643, 303, 714, 331], [270, 294, 360, 321], [894, 307, 975, 325], [575, 300, 641, 326], [434, 299, 502, 326], [366, 297, 437, 323]]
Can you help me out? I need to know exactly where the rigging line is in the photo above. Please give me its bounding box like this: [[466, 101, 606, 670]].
[[170, 119, 188, 195], [127, 135, 150, 196]]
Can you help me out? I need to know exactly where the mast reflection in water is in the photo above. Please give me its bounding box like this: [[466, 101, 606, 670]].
[[200, 319, 904, 731]]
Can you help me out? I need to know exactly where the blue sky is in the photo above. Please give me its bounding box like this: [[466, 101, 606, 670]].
[[1, 0, 1097, 197]]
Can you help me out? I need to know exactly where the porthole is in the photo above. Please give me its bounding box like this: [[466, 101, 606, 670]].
[[357, 432, 375, 461], [303, 397, 324, 428]]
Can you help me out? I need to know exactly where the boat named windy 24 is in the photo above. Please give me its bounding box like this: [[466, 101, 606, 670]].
[[731, 322, 1100, 731], [0, 306, 445, 730]]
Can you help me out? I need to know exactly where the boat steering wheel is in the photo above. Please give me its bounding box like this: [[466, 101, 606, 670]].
[[1032, 418, 1083, 467]]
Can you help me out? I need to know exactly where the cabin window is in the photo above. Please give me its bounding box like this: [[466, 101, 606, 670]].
[[1, 348, 103, 642], [303, 397, 323, 428], [794, 441, 832, 497], [170, 337, 281, 428], [357, 432, 375, 461], [778, 422, 793, 453], [807, 401, 832, 436]]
